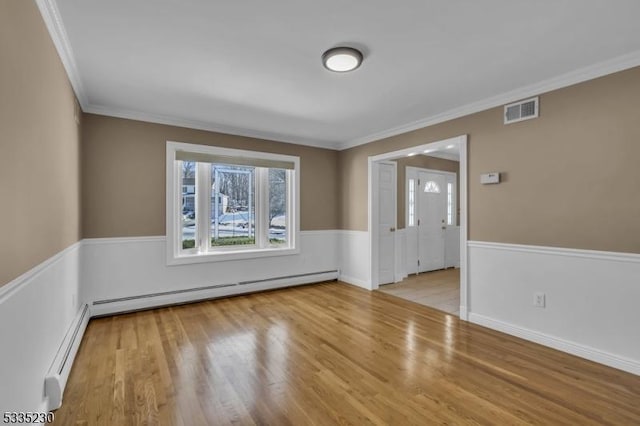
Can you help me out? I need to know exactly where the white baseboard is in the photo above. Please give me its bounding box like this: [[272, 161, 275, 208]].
[[469, 312, 640, 376], [338, 273, 370, 290], [459, 305, 468, 320]]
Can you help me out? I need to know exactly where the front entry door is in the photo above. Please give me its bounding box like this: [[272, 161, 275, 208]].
[[417, 171, 446, 272]]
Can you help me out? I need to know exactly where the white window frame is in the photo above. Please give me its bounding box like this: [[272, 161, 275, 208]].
[[166, 141, 300, 265]]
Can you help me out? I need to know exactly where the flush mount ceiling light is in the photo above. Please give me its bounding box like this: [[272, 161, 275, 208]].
[[322, 47, 363, 72]]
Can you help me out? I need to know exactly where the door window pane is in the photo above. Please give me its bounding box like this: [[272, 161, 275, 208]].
[[424, 180, 441, 193]]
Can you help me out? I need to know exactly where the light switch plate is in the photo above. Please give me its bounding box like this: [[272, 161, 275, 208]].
[[480, 172, 500, 184]]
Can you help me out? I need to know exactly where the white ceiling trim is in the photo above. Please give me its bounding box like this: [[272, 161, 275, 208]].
[[35, 0, 88, 107], [339, 49, 640, 150], [36, 0, 640, 152], [84, 104, 340, 150]]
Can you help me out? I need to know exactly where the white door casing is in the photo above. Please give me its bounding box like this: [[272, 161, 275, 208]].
[[368, 134, 467, 321], [417, 171, 446, 272], [377, 161, 396, 285]]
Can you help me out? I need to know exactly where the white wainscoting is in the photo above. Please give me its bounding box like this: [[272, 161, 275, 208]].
[[468, 241, 640, 375], [337, 230, 371, 289], [83, 231, 340, 315], [0, 242, 82, 414], [5, 234, 640, 416]]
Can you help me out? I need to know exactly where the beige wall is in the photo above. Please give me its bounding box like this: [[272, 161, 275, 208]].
[[393, 156, 460, 229], [81, 114, 339, 237], [0, 0, 82, 287], [339, 67, 640, 254]]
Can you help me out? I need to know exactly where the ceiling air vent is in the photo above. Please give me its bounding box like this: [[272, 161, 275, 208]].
[[504, 97, 539, 124]]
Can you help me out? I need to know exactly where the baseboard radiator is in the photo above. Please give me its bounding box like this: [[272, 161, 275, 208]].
[[90, 270, 339, 316], [44, 304, 90, 411]]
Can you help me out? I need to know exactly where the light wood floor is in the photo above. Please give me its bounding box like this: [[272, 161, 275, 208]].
[[378, 268, 460, 315], [54, 282, 640, 425]]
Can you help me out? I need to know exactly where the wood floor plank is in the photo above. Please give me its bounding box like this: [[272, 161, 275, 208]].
[[53, 281, 640, 425]]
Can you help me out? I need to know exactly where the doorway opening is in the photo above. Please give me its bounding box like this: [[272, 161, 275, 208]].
[[368, 135, 468, 319]]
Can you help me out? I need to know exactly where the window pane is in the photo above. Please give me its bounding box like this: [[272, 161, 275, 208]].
[[181, 161, 196, 250], [269, 169, 287, 245], [447, 182, 453, 225], [424, 180, 441, 193], [408, 178, 415, 227], [211, 164, 255, 246]]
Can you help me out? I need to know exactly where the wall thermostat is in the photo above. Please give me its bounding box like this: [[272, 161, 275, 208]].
[[480, 172, 500, 184]]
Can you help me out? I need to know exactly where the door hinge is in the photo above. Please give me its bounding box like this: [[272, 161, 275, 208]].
[[417, 219, 420, 226], [418, 260, 420, 266]]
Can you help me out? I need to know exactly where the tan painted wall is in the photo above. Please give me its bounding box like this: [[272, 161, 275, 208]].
[[81, 114, 339, 237], [0, 0, 82, 287], [393, 156, 460, 229], [338, 67, 640, 254]]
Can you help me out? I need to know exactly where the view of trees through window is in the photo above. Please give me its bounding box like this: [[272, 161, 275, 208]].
[[181, 161, 288, 250], [181, 161, 196, 249], [269, 168, 287, 245], [210, 164, 256, 246]]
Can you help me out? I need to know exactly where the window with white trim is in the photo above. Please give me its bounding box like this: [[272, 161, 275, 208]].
[[166, 142, 299, 264]]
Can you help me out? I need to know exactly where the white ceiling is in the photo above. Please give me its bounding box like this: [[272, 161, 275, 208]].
[[49, 0, 640, 150]]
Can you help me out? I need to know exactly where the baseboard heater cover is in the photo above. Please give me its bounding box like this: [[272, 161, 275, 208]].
[[92, 282, 237, 305], [91, 270, 338, 314], [238, 270, 338, 285], [44, 303, 90, 411]]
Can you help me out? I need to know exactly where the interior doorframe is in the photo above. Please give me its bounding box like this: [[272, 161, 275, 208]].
[[368, 134, 469, 320]]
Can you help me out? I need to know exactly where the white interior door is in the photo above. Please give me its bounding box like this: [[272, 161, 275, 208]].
[[417, 171, 446, 272], [377, 162, 396, 285]]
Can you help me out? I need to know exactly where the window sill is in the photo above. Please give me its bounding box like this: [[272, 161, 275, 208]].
[[167, 246, 300, 266]]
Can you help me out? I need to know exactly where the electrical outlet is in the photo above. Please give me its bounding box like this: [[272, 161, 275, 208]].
[[533, 292, 546, 308]]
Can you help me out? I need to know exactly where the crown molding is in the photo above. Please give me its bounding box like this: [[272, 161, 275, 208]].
[[83, 104, 341, 150], [338, 50, 640, 150], [36, 0, 640, 153], [35, 0, 88, 108], [35, 1, 339, 151]]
